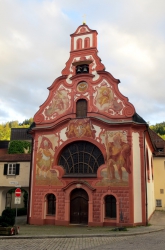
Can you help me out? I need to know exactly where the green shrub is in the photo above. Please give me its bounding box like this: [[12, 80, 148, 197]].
[[8, 140, 31, 154], [11, 207, 27, 216], [0, 208, 15, 226]]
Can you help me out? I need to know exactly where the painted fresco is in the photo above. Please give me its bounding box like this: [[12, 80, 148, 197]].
[[36, 134, 63, 186], [96, 130, 131, 187], [66, 119, 96, 138], [42, 86, 71, 120], [94, 81, 124, 115]]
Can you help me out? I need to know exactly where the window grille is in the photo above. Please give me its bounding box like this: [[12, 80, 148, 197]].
[[58, 141, 104, 176]]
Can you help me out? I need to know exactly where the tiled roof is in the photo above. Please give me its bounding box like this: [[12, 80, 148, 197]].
[[132, 113, 147, 124], [10, 128, 32, 141], [0, 153, 31, 162], [0, 141, 9, 149], [149, 128, 165, 156]]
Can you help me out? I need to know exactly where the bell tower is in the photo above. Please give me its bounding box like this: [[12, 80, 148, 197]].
[[70, 24, 98, 51], [62, 23, 105, 81]]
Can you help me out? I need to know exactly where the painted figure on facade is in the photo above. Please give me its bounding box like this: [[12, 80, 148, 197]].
[[66, 119, 96, 138], [96, 130, 131, 187], [105, 132, 131, 181], [36, 136, 54, 178], [43, 88, 70, 119], [94, 81, 124, 114], [36, 135, 63, 186]]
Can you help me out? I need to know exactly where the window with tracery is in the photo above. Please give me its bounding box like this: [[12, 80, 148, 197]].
[[58, 141, 104, 177]]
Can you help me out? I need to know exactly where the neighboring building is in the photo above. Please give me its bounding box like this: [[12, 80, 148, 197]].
[[0, 141, 9, 156], [28, 23, 155, 227], [149, 129, 165, 210], [0, 128, 31, 215]]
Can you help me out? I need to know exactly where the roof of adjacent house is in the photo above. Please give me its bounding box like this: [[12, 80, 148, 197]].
[[149, 128, 165, 157], [0, 153, 31, 162], [10, 128, 32, 141], [0, 141, 10, 149]]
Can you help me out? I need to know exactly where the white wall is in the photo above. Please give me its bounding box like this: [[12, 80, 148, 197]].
[[132, 132, 142, 223]]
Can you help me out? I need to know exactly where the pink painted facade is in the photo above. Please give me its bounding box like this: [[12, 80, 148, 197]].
[[28, 24, 155, 226]]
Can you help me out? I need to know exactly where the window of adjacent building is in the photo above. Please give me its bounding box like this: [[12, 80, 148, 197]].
[[76, 99, 87, 118], [160, 189, 164, 194], [3, 163, 20, 176], [105, 195, 116, 218], [47, 194, 56, 215], [156, 199, 162, 207]]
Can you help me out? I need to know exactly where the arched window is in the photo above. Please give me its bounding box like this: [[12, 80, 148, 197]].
[[77, 38, 82, 50], [58, 141, 105, 177], [84, 37, 90, 48], [76, 99, 87, 118], [47, 194, 56, 215], [105, 195, 116, 218]]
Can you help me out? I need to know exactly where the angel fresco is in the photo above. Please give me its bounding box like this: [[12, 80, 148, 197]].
[[97, 86, 114, 108], [44, 88, 70, 119], [66, 119, 96, 139], [105, 131, 131, 181], [94, 83, 124, 114]]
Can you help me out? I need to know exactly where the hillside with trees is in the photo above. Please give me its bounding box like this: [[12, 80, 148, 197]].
[[0, 118, 33, 140], [0, 119, 165, 141], [150, 122, 165, 140]]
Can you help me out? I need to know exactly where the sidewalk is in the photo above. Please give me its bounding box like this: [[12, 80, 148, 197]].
[[1, 211, 165, 239]]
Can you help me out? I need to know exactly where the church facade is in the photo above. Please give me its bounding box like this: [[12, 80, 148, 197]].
[[28, 24, 155, 226]]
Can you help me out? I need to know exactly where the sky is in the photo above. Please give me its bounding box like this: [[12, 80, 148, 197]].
[[0, 0, 165, 125]]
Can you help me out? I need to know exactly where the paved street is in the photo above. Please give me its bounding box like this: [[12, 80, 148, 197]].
[[0, 211, 165, 250], [0, 230, 165, 250]]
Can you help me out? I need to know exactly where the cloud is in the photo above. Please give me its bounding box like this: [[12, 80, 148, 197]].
[[0, 0, 165, 125]]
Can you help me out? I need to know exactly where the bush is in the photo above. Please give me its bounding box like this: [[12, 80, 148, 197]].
[[11, 207, 27, 216], [0, 208, 15, 226], [8, 140, 31, 154]]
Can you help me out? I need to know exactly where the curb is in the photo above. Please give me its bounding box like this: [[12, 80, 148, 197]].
[[0, 227, 164, 240]]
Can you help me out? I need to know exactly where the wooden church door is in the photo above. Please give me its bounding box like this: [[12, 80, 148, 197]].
[[70, 188, 88, 224]]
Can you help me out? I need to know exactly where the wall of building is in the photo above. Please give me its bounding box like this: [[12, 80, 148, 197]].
[[132, 132, 142, 223], [153, 157, 165, 210], [0, 161, 30, 215], [0, 161, 30, 187], [146, 140, 155, 219]]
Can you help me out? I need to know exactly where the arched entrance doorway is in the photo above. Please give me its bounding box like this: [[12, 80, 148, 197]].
[[70, 188, 88, 224]]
